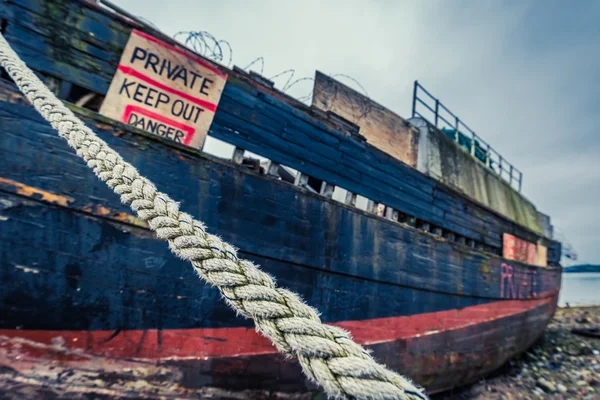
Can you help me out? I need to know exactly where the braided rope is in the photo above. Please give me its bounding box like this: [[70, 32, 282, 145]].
[[0, 33, 428, 400]]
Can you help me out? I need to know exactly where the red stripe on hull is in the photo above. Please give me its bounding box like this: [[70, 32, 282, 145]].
[[338, 296, 555, 345], [0, 297, 555, 360]]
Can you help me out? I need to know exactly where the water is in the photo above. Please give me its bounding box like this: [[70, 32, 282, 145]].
[[558, 272, 600, 306]]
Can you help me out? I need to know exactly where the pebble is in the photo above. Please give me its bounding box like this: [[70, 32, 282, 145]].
[[132, 368, 149, 377], [431, 307, 600, 399], [131, 380, 151, 392], [532, 387, 545, 397], [91, 379, 105, 387], [536, 377, 556, 393]]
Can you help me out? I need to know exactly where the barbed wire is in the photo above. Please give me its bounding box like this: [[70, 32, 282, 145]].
[[269, 69, 295, 91], [173, 31, 375, 119], [244, 57, 265, 75], [174, 31, 233, 67]]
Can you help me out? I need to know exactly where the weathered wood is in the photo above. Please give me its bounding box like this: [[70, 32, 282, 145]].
[[345, 191, 357, 207], [43, 74, 60, 95], [312, 71, 419, 167], [294, 171, 309, 188], [418, 222, 431, 233], [320, 181, 335, 198], [0, 86, 562, 300], [0, 0, 562, 263], [0, 67, 563, 400], [232, 147, 245, 164], [0, 3, 567, 398], [266, 160, 280, 176], [366, 199, 375, 213]]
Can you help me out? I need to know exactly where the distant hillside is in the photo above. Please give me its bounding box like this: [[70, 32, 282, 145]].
[[563, 264, 600, 273]]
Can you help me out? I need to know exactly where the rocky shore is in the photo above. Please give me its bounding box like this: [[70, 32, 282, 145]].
[[434, 306, 600, 400]]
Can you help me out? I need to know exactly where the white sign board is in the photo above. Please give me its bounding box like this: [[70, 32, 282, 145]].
[[100, 30, 227, 148]]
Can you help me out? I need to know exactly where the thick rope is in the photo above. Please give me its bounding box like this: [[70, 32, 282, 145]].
[[0, 33, 428, 400]]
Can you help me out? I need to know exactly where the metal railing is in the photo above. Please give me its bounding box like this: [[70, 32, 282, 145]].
[[412, 81, 523, 192]]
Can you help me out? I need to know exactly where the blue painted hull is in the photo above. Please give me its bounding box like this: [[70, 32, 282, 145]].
[[0, 0, 562, 397], [0, 80, 560, 396]]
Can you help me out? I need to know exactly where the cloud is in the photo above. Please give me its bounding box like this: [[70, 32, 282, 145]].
[[114, 0, 600, 263]]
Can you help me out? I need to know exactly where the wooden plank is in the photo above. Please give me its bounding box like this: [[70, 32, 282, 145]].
[[5, 24, 115, 78], [312, 71, 419, 167], [0, 89, 562, 300], [4, 4, 123, 60], [5, 35, 111, 94], [7, 0, 131, 47], [0, 0, 560, 255]]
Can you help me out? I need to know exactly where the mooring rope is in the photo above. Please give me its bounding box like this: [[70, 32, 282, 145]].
[[0, 33, 428, 400]]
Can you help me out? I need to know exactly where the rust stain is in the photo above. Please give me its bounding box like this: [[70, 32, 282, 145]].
[[81, 204, 148, 228], [93, 122, 114, 131], [0, 177, 74, 207], [0, 177, 148, 231], [0, 88, 25, 104]]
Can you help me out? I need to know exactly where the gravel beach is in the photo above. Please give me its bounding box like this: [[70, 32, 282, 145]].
[[434, 306, 600, 400]]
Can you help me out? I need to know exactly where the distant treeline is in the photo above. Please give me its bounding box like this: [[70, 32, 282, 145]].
[[563, 264, 600, 273]]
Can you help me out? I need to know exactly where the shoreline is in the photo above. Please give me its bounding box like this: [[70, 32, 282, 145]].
[[433, 306, 600, 399]]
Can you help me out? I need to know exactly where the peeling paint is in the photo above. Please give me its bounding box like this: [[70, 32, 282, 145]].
[[0, 198, 16, 210], [14, 265, 40, 274], [82, 204, 147, 228], [0, 177, 74, 207], [0, 90, 26, 105]]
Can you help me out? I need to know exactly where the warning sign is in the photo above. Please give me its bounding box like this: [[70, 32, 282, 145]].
[[100, 30, 228, 148]]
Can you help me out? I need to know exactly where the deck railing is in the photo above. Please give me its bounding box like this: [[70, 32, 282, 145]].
[[411, 81, 523, 192]]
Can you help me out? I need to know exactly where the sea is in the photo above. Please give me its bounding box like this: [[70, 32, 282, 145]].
[[558, 272, 600, 307]]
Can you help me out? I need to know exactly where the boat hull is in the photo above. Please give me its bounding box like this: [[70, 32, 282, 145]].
[[0, 80, 561, 397], [0, 296, 557, 398]]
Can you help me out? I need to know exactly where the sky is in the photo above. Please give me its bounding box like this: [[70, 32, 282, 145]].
[[114, 0, 600, 264]]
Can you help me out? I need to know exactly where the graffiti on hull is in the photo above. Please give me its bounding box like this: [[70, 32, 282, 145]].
[[500, 263, 538, 299]]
